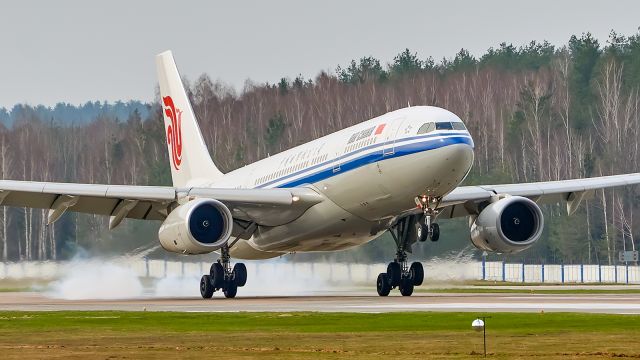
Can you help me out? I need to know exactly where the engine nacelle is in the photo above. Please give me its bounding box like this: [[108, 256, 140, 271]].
[[470, 196, 544, 254], [158, 198, 233, 255]]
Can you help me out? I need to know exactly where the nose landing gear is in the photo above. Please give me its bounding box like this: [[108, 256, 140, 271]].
[[417, 195, 440, 242]]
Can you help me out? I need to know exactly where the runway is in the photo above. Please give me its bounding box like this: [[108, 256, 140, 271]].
[[1, 291, 640, 314]]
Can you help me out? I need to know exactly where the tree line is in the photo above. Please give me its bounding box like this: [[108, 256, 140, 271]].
[[0, 101, 150, 127], [1, 30, 640, 264]]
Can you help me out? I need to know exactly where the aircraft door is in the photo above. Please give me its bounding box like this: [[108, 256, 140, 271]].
[[332, 151, 341, 173], [332, 138, 345, 173], [382, 116, 407, 157]]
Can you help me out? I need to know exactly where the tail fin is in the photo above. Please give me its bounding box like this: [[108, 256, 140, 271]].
[[156, 51, 224, 187]]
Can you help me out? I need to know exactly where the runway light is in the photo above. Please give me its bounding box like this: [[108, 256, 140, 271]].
[[472, 318, 484, 331]]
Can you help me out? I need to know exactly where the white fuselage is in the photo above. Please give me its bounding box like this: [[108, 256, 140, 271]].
[[209, 106, 475, 259]]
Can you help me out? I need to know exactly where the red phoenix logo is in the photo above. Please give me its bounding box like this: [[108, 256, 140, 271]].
[[163, 96, 183, 170]]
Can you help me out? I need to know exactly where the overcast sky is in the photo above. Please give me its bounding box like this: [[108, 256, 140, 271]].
[[1, 0, 639, 108]]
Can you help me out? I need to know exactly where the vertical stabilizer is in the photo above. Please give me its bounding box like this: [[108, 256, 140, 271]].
[[156, 51, 224, 187]]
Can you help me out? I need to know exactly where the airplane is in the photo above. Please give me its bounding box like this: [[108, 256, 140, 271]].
[[2, 50, 640, 298]]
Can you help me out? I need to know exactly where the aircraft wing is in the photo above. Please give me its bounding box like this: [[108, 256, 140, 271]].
[[438, 173, 640, 219], [0, 180, 323, 228]]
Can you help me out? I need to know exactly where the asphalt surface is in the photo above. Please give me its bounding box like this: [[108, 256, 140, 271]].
[[1, 291, 640, 313]]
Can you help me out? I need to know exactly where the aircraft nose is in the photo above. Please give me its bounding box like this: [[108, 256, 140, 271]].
[[454, 137, 475, 173], [464, 132, 475, 149], [463, 143, 474, 167]]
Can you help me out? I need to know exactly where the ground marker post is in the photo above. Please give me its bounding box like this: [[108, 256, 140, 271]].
[[482, 252, 486, 280], [472, 316, 491, 358], [598, 263, 602, 283], [561, 263, 565, 283], [541, 263, 545, 283], [522, 262, 525, 283], [619, 251, 639, 284], [626, 264, 629, 284], [501, 261, 506, 282], [580, 264, 584, 283]]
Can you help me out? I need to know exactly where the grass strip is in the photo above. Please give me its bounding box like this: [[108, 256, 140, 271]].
[[0, 311, 638, 359]]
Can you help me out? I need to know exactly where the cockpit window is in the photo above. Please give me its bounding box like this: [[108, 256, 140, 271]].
[[452, 122, 467, 131], [417, 122, 436, 134], [435, 122, 453, 130]]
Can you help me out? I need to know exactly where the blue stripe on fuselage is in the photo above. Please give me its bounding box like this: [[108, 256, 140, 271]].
[[256, 133, 473, 189]]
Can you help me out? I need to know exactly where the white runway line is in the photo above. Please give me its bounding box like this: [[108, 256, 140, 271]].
[[347, 302, 640, 312]]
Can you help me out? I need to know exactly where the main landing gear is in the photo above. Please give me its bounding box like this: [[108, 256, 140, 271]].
[[200, 245, 247, 299], [377, 197, 440, 296]]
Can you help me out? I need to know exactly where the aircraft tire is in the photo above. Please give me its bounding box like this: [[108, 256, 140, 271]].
[[387, 262, 401, 287], [233, 263, 247, 287], [377, 273, 391, 296], [410, 262, 424, 286], [200, 275, 214, 299], [399, 277, 414, 296], [223, 280, 238, 298], [416, 220, 429, 242], [430, 223, 440, 242], [210, 262, 225, 288]]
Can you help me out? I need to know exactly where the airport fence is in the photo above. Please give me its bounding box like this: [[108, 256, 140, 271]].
[[480, 260, 640, 284], [0, 259, 639, 284]]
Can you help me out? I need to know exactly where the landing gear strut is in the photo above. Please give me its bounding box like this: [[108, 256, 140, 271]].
[[376, 216, 426, 296], [200, 244, 247, 299], [376, 196, 440, 296]]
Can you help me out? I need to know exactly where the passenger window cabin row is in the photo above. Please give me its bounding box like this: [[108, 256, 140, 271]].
[[255, 154, 329, 185], [344, 137, 375, 153]]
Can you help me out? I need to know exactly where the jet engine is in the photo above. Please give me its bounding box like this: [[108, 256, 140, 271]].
[[470, 196, 544, 254], [158, 198, 233, 254]]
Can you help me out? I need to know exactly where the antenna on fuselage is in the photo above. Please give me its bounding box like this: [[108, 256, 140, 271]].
[[408, 101, 411, 107]]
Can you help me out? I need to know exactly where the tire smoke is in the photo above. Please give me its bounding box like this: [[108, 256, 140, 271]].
[[42, 253, 478, 300], [45, 258, 334, 299], [48, 260, 144, 300]]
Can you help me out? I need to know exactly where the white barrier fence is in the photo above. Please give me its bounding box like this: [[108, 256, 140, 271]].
[[0, 259, 639, 284], [482, 261, 640, 284]]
